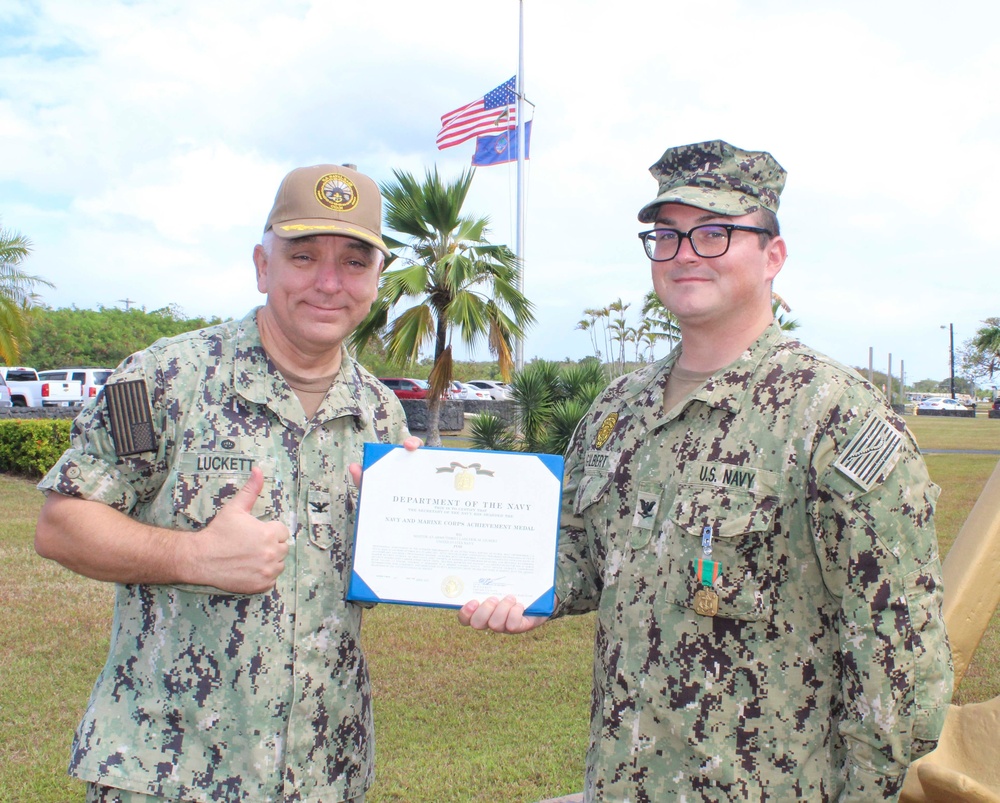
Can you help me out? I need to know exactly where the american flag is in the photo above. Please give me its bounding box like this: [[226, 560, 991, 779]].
[[436, 77, 517, 150]]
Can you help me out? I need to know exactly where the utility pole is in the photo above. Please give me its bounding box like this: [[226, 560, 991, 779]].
[[941, 323, 955, 398], [118, 298, 135, 311], [514, 0, 526, 373], [887, 354, 893, 404]]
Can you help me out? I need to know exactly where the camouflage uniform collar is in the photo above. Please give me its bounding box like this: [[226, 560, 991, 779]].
[[621, 320, 787, 428], [232, 309, 271, 405], [234, 308, 370, 427], [316, 350, 373, 427], [697, 320, 787, 414], [615, 353, 677, 434]]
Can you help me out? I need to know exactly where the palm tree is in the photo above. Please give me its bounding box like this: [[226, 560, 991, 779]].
[[641, 290, 681, 357], [963, 317, 1000, 380], [771, 292, 799, 331], [578, 306, 612, 367], [0, 220, 50, 363], [575, 316, 602, 362], [606, 298, 632, 377], [633, 321, 660, 363], [351, 168, 534, 446]]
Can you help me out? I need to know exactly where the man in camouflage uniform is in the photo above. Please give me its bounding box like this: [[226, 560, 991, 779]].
[[460, 141, 953, 801], [35, 164, 416, 802]]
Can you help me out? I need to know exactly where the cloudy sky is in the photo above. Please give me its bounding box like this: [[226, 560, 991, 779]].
[[2, 0, 997, 386]]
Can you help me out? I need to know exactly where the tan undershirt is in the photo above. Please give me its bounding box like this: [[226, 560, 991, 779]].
[[664, 363, 715, 414], [270, 357, 337, 420]]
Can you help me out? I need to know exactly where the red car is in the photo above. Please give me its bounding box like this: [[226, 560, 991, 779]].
[[379, 378, 431, 400]]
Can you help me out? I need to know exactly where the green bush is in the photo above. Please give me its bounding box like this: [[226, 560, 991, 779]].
[[470, 360, 606, 455], [0, 420, 71, 477]]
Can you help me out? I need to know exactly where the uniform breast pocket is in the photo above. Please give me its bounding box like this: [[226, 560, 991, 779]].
[[171, 472, 276, 528], [307, 487, 357, 552], [664, 485, 779, 622], [574, 471, 614, 517], [573, 470, 617, 551], [167, 473, 277, 596]]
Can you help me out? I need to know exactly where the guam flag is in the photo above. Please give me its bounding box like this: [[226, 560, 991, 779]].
[[472, 121, 532, 167]]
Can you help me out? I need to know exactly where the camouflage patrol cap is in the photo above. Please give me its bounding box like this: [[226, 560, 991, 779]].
[[264, 164, 390, 256], [637, 140, 786, 223]]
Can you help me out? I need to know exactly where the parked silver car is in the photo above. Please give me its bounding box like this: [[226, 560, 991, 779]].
[[916, 397, 968, 411], [448, 381, 490, 400], [466, 380, 512, 400], [0, 373, 12, 408]]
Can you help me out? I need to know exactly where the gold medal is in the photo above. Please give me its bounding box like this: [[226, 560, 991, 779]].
[[693, 587, 719, 617]]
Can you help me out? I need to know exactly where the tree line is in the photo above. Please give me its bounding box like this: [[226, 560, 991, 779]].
[[14, 305, 226, 370], [4, 170, 1000, 449]]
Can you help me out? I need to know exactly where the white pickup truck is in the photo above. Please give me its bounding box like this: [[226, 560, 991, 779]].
[[0, 366, 83, 407]]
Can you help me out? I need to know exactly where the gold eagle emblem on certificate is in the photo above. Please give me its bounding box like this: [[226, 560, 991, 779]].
[[455, 468, 475, 491], [435, 461, 494, 491]]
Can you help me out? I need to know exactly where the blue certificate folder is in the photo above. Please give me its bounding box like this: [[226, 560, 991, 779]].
[[347, 443, 564, 617]]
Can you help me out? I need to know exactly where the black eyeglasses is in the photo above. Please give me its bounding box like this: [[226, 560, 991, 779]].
[[638, 224, 772, 261]]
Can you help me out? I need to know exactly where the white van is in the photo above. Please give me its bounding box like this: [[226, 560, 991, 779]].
[[38, 368, 114, 405]]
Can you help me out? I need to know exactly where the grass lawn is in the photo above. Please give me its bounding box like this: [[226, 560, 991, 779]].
[[906, 411, 1000, 452], [2, 412, 998, 801], [0, 474, 591, 803]]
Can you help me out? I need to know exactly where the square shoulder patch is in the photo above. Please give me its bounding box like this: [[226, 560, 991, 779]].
[[833, 413, 902, 491], [105, 379, 157, 456]]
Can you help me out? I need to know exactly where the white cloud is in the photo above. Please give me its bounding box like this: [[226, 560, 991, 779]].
[[1, 0, 998, 383], [75, 145, 283, 242]]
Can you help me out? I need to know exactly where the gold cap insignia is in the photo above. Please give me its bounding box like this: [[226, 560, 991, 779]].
[[315, 173, 359, 212]]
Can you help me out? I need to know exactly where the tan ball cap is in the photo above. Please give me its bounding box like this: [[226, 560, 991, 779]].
[[263, 164, 390, 256]]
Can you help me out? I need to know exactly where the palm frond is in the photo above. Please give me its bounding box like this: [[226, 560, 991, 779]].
[[0, 224, 33, 267], [470, 412, 520, 452], [0, 300, 28, 363], [560, 362, 606, 401], [386, 305, 435, 364], [427, 346, 453, 402], [0, 220, 42, 363], [541, 399, 592, 456], [349, 296, 392, 355], [489, 320, 515, 381], [510, 363, 560, 451], [380, 262, 432, 301]]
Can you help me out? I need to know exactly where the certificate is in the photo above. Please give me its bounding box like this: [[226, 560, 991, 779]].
[[347, 444, 563, 616]]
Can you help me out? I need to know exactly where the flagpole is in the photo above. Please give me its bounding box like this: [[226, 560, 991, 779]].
[[514, 0, 526, 372]]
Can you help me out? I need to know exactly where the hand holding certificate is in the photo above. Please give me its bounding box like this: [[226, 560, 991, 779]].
[[348, 444, 563, 616]]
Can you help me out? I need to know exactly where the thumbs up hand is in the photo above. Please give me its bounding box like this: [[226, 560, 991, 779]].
[[185, 467, 290, 594]]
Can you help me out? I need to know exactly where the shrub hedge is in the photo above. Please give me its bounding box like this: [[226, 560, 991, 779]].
[[0, 419, 72, 477]]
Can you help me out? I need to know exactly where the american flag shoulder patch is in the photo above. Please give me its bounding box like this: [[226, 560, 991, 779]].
[[105, 379, 157, 456], [833, 413, 903, 491]]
